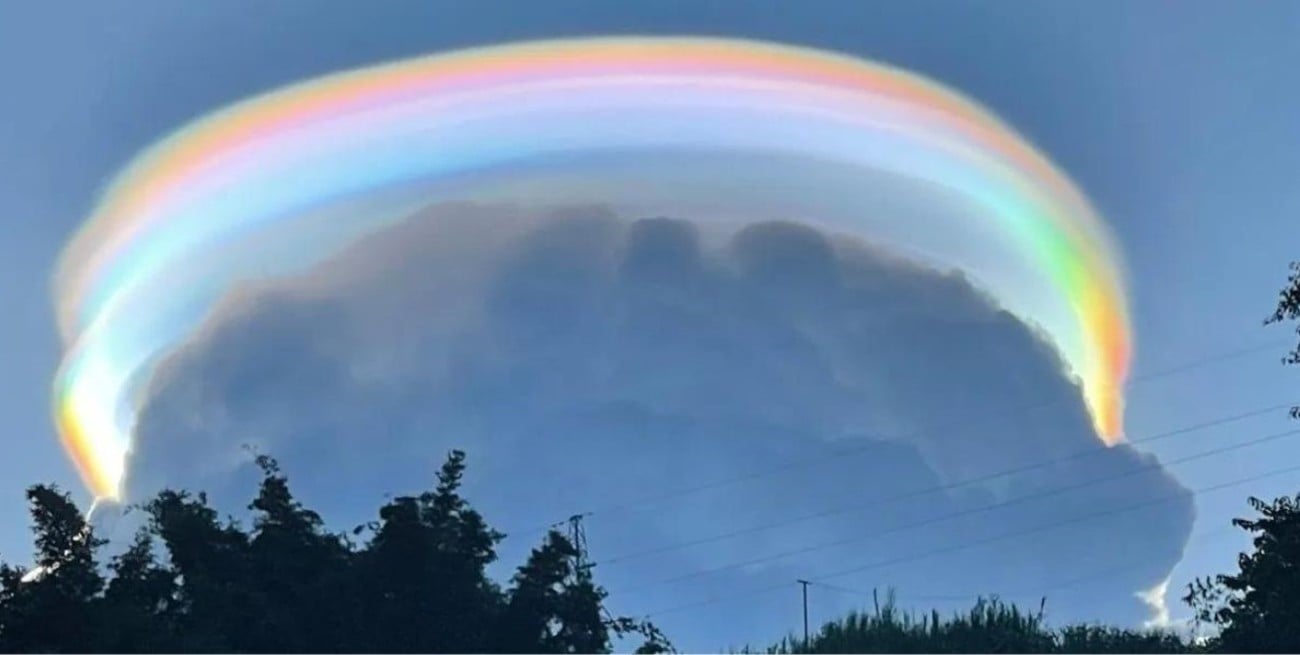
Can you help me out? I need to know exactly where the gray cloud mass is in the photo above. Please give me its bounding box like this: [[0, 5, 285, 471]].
[[124, 204, 1193, 649]]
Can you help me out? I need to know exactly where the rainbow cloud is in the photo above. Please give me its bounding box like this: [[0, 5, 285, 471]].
[[53, 37, 1131, 501]]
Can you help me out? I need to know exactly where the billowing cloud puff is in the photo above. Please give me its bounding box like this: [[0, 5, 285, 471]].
[[124, 206, 1191, 649]]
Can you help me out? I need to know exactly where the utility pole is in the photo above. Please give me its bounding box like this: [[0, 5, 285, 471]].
[[797, 579, 810, 648], [568, 513, 592, 575]]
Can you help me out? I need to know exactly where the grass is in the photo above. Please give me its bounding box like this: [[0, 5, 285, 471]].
[[738, 591, 1195, 654]]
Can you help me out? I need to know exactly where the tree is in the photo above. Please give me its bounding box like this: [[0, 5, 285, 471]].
[[145, 489, 262, 652], [0, 449, 664, 653], [99, 527, 178, 651], [1175, 263, 1300, 651], [350, 449, 505, 652], [1265, 261, 1300, 418], [498, 528, 673, 654], [498, 530, 611, 653], [245, 454, 351, 652], [0, 485, 106, 652], [1184, 493, 1300, 652]]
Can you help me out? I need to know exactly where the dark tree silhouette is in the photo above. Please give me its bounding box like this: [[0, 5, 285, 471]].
[[1184, 494, 1300, 652], [0, 485, 105, 653], [351, 450, 505, 653], [245, 454, 351, 652], [1265, 261, 1300, 418], [0, 450, 671, 654], [500, 531, 612, 653], [146, 489, 263, 652], [99, 528, 178, 652], [1174, 262, 1300, 653]]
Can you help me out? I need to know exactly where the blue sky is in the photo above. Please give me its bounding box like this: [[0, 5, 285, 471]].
[[2, 0, 1298, 645]]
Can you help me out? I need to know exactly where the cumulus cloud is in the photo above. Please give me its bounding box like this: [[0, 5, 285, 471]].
[[125, 204, 1193, 649], [1137, 576, 1174, 629]]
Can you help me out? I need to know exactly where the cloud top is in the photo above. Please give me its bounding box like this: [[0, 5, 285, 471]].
[[125, 207, 1186, 646]]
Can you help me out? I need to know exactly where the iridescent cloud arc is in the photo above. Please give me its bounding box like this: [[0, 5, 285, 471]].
[[53, 37, 1132, 500]]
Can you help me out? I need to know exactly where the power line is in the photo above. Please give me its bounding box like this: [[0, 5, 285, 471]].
[[606, 425, 1300, 595], [506, 339, 1290, 539], [638, 459, 1300, 618], [1125, 340, 1290, 382], [811, 524, 1241, 605], [595, 401, 1290, 567], [809, 469, 1293, 586]]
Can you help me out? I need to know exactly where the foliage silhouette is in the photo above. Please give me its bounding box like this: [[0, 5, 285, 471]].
[[1184, 493, 1300, 652], [0, 485, 105, 652], [780, 594, 1054, 654], [3, 458, 1300, 653], [749, 593, 1191, 654], [1265, 260, 1299, 417], [0, 451, 670, 653]]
